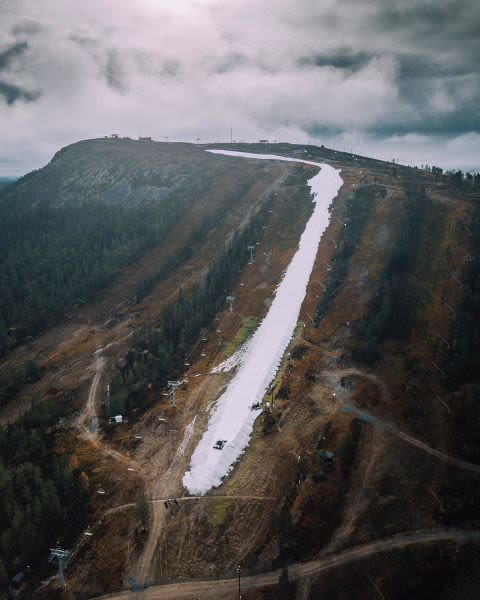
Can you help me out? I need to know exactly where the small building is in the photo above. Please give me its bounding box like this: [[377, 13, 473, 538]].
[[109, 415, 123, 424], [138, 136, 152, 141]]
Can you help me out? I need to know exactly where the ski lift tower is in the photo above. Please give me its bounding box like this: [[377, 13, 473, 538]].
[[49, 545, 69, 588], [226, 295, 236, 313], [167, 381, 181, 408], [247, 245, 255, 264]]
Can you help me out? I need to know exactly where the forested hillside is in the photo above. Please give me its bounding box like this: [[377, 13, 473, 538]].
[[0, 178, 16, 190], [0, 139, 271, 355], [2, 140, 480, 598], [0, 400, 88, 580]]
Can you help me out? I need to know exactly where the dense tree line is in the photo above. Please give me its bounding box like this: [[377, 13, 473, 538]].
[[421, 165, 480, 188], [108, 201, 273, 418], [353, 186, 427, 363], [0, 360, 42, 410], [315, 184, 383, 324], [0, 187, 190, 356], [446, 170, 480, 189], [446, 199, 480, 387], [0, 400, 88, 585], [134, 182, 252, 303]]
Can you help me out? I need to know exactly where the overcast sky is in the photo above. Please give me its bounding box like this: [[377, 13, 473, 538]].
[[0, 0, 479, 175]]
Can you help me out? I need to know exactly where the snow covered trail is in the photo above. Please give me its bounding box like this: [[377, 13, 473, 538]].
[[183, 150, 343, 495]]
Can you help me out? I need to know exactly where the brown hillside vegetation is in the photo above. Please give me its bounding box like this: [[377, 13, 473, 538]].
[[1, 141, 479, 599]]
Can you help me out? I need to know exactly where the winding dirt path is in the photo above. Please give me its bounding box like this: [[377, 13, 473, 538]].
[[342, 403, 480, 474], [98, 528, 480, 599], [138, 413, 201, 582], [77, 355, 105, 440], [327, 366, 480, 475]]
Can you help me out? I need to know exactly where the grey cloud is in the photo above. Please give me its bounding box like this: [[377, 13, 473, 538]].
[[70, 34, 98, 49], [211, 53, 248, 75], [11, 21, 44, 37], [298, 51, 371, 72], [0, 41, 40, 104], [104, 49, 125, 90], [0, 0, 478, 175], [0, 81, 39, 104], [0, 42, 28, 71]]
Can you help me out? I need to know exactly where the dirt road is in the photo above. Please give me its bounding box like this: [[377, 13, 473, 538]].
[[138, 413, 201, 582], [342, 403, 480, 474], [98, 528, 480, 599], [77, 355, 105, 439], [326, 366, 480, 475]]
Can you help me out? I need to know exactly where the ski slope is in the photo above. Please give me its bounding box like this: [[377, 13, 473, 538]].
[[183, 150, 343, 495]]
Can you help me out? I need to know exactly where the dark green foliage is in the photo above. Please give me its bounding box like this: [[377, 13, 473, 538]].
[[109, 202, 273, 418], [444, 200, 480, 463], [446, 201, 480, 387], [353, 186, 426, 363], [134, 184, 251, 303], [449, 385, 480, 463], [273, 489, 295, 559], [278, 567, 292, 600], [315, 184, 381, 324], [0, 360, 42, 409], [0, 401, 88, 581], [0, 183, 189, 356], [338, 419, 360, 488], [290, 344, 308, 360]]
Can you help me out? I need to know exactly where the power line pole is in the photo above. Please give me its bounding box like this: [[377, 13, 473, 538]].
[[167, 381, 181, 408], [237, 565, 241, 599], [226, 295, 236, 313], [49, 545, 69, 588]]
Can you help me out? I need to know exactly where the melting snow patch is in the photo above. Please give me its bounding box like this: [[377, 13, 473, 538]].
[[183, 150, 343, 495], [210, 339, 253, 374]]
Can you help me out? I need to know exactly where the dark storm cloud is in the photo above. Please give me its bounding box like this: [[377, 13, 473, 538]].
[[0, 41, 40, 104], [374, 0, 479, 36], [0, 81, 39, 104], [0, 0, 478, 175], [298, 51, 370, 72], [0, 42, 28, 71], [104, 49, 125, 91]]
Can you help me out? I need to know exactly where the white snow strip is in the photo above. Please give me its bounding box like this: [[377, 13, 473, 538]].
[[183, 150, 343, 495]]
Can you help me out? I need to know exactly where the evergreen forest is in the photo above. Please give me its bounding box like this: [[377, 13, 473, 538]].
[[0, 401, 88, 586], [0, 182, 189, 356]]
